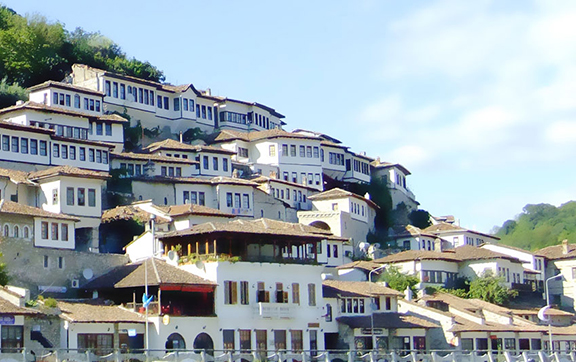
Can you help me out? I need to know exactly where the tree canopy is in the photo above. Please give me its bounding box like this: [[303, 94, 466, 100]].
[[377, 266, 418, 294], [495, 201, 576, 251], [0, 5, 164, 108], [467, 270, 518, 305]]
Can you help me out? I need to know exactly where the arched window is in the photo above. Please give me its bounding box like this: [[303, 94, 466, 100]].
[[13, 225, 19, 238], [165, 333, 186, 350], [23, 226, 29, 239], [3, 225, 9, 237]]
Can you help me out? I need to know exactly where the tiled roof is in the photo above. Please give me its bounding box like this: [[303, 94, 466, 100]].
[[335, 260, 383, 271], [101, 205, 170, 224], [0, 296, 40, 315], [449, 316, 544, 333], [28, 166, 109, 181], [162, 218, 345, 240], [321, 140, 349, 149], [98, 113, 129, 123], [292, 129, 342, 144], [337, 312, 439, 329], [389, 225, 437, 238], [58, 300, 145, 323], [251, 175, 319, 191], [370, 161, 411, 175], [0, 119, 55, 135], [323, 280, 403, 297], [0, 200, 79, 221], [423, 223, 500, 240], [28, 80, 104, 96], [111, 152, 200, 165], [535, 243, 576, 260], [213, 129, 320, 143], [0, 167, 34, 184], [161, 204, 234, 218], [144, 139, 235, 154], [374, 249, 461, 263], [452, 245, 522, 263], [83, 258, 215, 289], [308, 188, 379, 210], [482, 243, 534, 254]]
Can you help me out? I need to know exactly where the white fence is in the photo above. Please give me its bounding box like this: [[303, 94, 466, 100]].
[[1, 350, 576, 362]]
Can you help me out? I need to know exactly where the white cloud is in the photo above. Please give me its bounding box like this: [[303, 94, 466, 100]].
[[545, 121, 576, 144]]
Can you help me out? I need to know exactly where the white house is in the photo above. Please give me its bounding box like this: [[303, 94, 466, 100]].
[[298, 188, 378, 254], [111, 152, 200, 179], [371, 160, 418, 211], [251, 175, 317, 211], [423, 222, 500, 249], [536, 240, 576, 311], [212, 129, 324, 191], [482, 243, 545, 291], [388, 225, 442, 251]]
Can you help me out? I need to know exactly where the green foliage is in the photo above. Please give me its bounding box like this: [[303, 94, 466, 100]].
[[495, 202, 576, 251], [377, 266, 419, 294], [0, 78, 27, 109], [0, 252, 9, 286], [348, 174, 393, 236], [0, 6, 164, 106], [43, 297, 58, 308], [182, 127, 208, 143], [467, 270, 518, 305], [143, 126, 161, 138], [408, 209, 432, 229], [123, 121, 142, 152], [426, 286, 469, 298]]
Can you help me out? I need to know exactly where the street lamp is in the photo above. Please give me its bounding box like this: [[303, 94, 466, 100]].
[[369, 264, 387, 352], [545, 273, 564, 352]]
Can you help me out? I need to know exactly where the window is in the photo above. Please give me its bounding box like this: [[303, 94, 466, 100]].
[[203, 156, 209, 169], [58, 256, 64, 269], [190, 192, 198, 205], [269, 145, 276, 156], [255, 330, 267, 351], [257, 282, 270, 302], [150, 91, 154, 106], [163, 96, 169, 110], [242, 194, 250, 209], [139, 89, 143, 104], [299, 145, 305, 157], [53, 144, 60, 158], [161, 166, 167, 176], [291, 330, 303, 353], [292, 172, 297, 183], [105, 123, 112, 136], [198, 192, 205, 205], [207, 107, 212, 120], [183, 98, 188, 111], [201, 105, 207, 118], [238, 147, 248, 158], [96, 123, 103, 135], [239, 330, 251, 352], [96, 150, 102, 163], [20, 138, 28, 154], [226, 193, 233, 207], [385, 296, 391, 310], [196, 104, 200, 117], [12, 226, 18, 238], [224, 281, 238, 304], [74, 94, 80, 108], [1, 325, 23, 352], [157, 95, 162, 108], [11, 137, 18, 152], [23, 226, 29, 239], [223, 330, 235, 351], [112, 82, 118, 98], [2, 135, 9, 151], [461, 338, 473, 351], [313, 146, 319, 158], [61, 145, 68, 159], [120, 84, 125, 99], [61, 224, 68, 241], [306, 146, 312, 158], [52, 189, 58, 205], [2, 225, 8, 237], [183, 191, 190, 204], [66, 187, 74, 205], [77, 334, 113, 355], [88, 189, 96, 207], [174, 98, 180, 111], [105, 81, 111, 96], [144, 90, 149, 105], [89, 149, 95, 162], [275, 283, 288, 303], [78, 188, 85, 206], [51, 223, 58, 240], [70, 146, 76, 160], [240, 281, 249, 305], [30, 139, 37, 155], [213, 157, 218, 170], [308, 283, 316, 306], [234, 193, 241, 208], [175, 167, 181, 177]]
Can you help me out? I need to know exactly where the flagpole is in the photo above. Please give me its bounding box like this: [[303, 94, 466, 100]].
[[145, 258, 149, 351]]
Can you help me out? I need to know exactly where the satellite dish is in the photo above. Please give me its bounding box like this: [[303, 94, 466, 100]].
[[195, 259, 205, 271], [167, 250, 177, 262], [83, 268, 94, 280]]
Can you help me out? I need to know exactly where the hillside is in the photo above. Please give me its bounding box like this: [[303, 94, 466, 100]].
[[495, 201, 576, 251], [0, 5, 164, 108]]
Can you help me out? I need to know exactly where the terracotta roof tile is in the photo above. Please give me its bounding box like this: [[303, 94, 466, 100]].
[[111, 152, 200, 165], [0, 167, 33, 184], [335, 260, 383, 271], [308, 188, 379, 210], [161, 204, 235, 218], [58, 300, 145, 323], [213, 129, 320, 143], [28, 81, 104, 96], [337, 312, 439, 329], [28, 166, 109, 180], [144, 139, 235, 154], [323, 280, 403, 297], [535, 243, 576, 260], [0, 200, 79, 221]]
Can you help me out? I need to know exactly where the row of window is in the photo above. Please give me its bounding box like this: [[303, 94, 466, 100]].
[[201, 156, 229, 172], [326, 244, 339, 258], [40, 221, 69, 241], [1, 135, 47, 156], [30, 121, 89, 140], [225, 192, 250, 209], [326, 151, 345, 166], [52, 92, 101, 113], [2, 224, 31, 239], [43, 255, 65, 269], [238, 147, 249, 158], [251, 112, 273, 129], [277, 144, 320, 159], [64, 187, 97, 207], [280, 171, 321, 187], [183, 191, 206, 205], [53, 144, 109, 164], [419, 239, 436, 251], [395, 173, 407, 188], [223, 329, 305, 352], [223, 281, 316, 306], [350, 201, 366, 216], [422, 270, 458, 284], [89, 122, 113, 137], [160, 166, 183, 177], [353, 159, 370, 175], [270, 186, 307, 203], [340, 296, 392, 314]]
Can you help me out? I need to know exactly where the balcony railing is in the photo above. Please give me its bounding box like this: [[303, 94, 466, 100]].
[[253, 302, 293, 319]]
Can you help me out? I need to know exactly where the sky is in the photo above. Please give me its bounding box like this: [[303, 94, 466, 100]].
[[4, 0, 576, 233]]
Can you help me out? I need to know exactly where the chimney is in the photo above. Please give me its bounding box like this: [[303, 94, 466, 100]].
[[16, 100, 24, 106], [179, 132, 183, 143], [562, 239, 569, 255], [205, 88, 211, 96], [434, 238, 443, 252]]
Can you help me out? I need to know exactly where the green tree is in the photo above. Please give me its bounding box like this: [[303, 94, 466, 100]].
[[408, 209, 432, 229], [377, 266, 419, 294], [0, 252, 10, 286], [467, 270, 517, 305], [0, 78, 27, 108]]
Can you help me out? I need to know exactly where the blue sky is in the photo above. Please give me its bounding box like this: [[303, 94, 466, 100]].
[[5, 0, 576, 233]]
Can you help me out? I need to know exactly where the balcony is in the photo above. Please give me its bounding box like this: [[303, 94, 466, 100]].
[[253, 302, 293, 319]]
